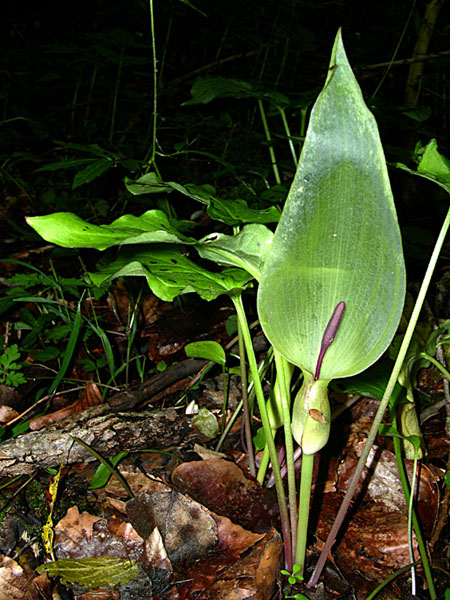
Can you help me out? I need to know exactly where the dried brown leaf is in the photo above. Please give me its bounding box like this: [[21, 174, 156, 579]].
[[172, 459, 279, 532]]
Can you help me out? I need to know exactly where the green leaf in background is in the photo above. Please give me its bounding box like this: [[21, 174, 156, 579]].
[[196, 224, 273, 280], [184, 341, 226, 366], [89, 246, 253, 302], [182, 76, 256, 105], [37, 556, 139, 587], [257, 30, 405, 381], [26, 210, 195, 250], [182, 75, 291, 109], [124, 173, 280, 226], [72, 157, 113, 189], [394, 138, 450, 194], [333, 359, 403, 403]]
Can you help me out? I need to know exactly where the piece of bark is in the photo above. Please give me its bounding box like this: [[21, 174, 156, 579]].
[[0, 405, 204, 477]]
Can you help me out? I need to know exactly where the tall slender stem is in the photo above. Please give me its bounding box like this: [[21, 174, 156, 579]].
[[274, 350, 298, 555], [232, 293, 292, 568], [258, 99, 281, 185], [295, 452, 314, 574], [393, 434, 434, 598], [144, 0, 158, 170], [238, 317, 256, 477]]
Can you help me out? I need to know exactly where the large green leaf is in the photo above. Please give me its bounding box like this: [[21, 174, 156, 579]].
[[89, 246, 253, 302], [124, 173, 280, 226], [257, 30, 405, 380], [195, 224, 273, 281], [26, 210, 195, 250]]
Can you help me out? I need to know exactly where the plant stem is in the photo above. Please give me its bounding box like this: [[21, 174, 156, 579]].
[[307, 204, 450, 590], [392, 434, 434, 598], [365, 560, 422, 600], [232, 293, 292, 569], [295, 452, 314, 574], [144, 0, 158, 171], [258, 99, 281, 185], [274, 350, 298, 554], [238, 316, 256, 477], [277, 107, 298, 166], [419, 351, 450, 381]]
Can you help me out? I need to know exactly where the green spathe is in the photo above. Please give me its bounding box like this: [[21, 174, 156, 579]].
[[291, 373, 330, 454], [257, 30, 405, 381]]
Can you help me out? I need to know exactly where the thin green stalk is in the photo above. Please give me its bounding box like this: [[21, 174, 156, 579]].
[[109, 48, 124, 144], [277, 107, 298, 166], [308, 205, 450, 592], [232, 293, 292, 569], [420, 351, 450, 381], [274, 350, 298, 554], [258, 99, 281, 185], [365, 560, 422, 600], [392, 433, 433, 597], [257, 443, 271, 482], [295, 452, 314, 574], [144, 0, 158, 171], [238, 317, 256, 477]]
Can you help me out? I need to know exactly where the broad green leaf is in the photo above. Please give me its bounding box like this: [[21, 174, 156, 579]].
[[124, 173, 280, 226], [257, 30, 405, 380], [182, 75, 290, 109], [182, 77, 256, 105], [35, 158, 100, 172], [72, 158, 113, 189], [394, 139, 450, 194], [26, 210, 195, 250], [37, 556, 140, 587], [185, 341, 226, 366], [89, 246, 253, 302], [196, 224, 273, 280]]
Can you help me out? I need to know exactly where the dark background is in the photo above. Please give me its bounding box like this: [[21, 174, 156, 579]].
[[1, 0, 450, 248]]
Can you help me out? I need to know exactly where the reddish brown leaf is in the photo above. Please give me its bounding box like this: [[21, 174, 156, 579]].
[[172, 459, 279, 532]]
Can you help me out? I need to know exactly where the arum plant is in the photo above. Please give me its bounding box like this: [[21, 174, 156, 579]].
[[257, 29, 406, 575], [26, 28, 411, 582]]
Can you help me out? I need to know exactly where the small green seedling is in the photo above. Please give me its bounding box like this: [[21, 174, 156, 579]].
[[281, 563, 304, 585], [0, 344, 27, 387]]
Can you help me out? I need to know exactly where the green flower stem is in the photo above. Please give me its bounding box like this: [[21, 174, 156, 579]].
[[274, 350, 298, 554], [231, 293, 292, 568], [419, 351, 450, 381], [257, 99, 281, 185], [307, 205, 450, 591], [295, 452, 315, 575], [392, 433, 434, 598], [237, 316, 256, 478], [257, 443, 271, 483]]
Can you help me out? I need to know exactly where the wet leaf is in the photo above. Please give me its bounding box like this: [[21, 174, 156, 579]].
[[26, 210, 195, 251], [89, 246, 253, 302], [196, 224, 273, 280]]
